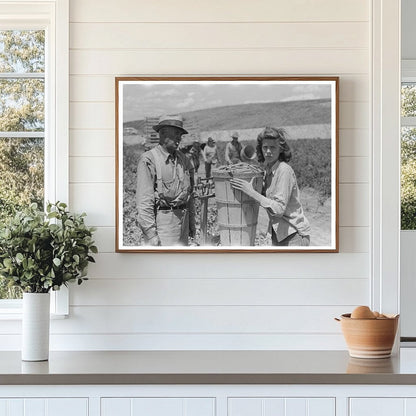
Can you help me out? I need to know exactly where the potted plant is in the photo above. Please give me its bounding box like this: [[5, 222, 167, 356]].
[[0, 202, 97, 361]]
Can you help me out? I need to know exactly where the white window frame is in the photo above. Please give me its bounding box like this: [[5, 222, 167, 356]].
[[399, 59, 416, 340], [0, 0, 69, 317], [371, 0, 401, 322]]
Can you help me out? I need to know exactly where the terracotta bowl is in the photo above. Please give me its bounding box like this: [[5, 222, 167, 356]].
[[338, 313, 399, 359]]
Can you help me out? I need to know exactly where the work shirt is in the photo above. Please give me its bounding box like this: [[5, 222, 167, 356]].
[[203, 144, 218, 164], [136, 145, 195, 240], [260, 160, 311, 242], [225, 140, 242, 164]]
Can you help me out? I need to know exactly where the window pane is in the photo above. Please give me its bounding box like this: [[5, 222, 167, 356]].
[[0, 284, 22, 300], [402, 83, 416, 117], [401, 127, 416, 230], [401, 127, 416, 162], [0, 138, 44, 300], [0, 78, 44, 131], [0, 30, 45, 73], [0, 137, 44, 218]]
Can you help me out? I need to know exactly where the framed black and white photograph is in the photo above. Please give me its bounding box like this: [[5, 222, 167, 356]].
[[115, 77, 339, 252]]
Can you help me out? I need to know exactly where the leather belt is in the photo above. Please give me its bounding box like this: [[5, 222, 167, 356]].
[[157, 204, 187, 211]]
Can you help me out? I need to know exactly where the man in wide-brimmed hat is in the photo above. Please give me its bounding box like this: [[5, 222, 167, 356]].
[[136, 115, 196, 246], [224, 131, 243, 165]]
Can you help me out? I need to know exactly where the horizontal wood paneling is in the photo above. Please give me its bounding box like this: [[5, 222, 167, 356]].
[[91, 227, 115, 253], [53, 305, 352, 334], [339, 129, 369, 157], [339, 76, 369, 102], [70, 157, 115, 183], [339, 227, 369, 253], [69, 49, 368, 76], [0, 306, 353, 335], [70, 0, 369, 23], [69, 74, 369, 103], [0, 333, 347, 350], [339, 157, 369, 183], [70, 103, 114, 129], [339, 102, 368, 129], [71, 278, 368, 306], [69, 130, 115, 157], [86, 253, 369, 279], [69, 183, 114, 226], [339, 184, 369, 227], [70, 76, 115, 102], [70, 22, 368, 50]]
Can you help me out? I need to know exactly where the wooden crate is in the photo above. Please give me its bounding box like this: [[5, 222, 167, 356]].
[[212, 169, 263, 246]]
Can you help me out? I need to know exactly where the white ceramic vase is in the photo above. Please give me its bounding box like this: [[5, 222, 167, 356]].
[[22, 292, 50, 361]]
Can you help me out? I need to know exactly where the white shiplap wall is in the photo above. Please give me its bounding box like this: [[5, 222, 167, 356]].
[[55, 0, 372, 350]]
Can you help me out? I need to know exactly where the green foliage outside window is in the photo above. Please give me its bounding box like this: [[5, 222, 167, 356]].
[[402, 84, 416, 118], [0, 30, 45, 299], [401, 85, 416, 230]]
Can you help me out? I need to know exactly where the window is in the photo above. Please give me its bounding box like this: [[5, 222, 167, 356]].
[[401, 78, 416, 230], [0, 29, 45, 300], [0, 0, 69, 314]]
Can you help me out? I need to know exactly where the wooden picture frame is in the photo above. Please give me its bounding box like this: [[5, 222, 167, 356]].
[[115, 76, 339, 252]]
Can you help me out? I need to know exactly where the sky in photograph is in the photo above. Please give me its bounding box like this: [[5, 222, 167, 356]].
[[122, 81, 332, 122]]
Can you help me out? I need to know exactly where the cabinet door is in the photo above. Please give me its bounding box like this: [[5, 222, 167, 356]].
[[101, 398, 215, 416], [350, 398, 404, 416], [350, 398, 416, 416], [228, 397, 335, 416], [0, 398, 88, 416]]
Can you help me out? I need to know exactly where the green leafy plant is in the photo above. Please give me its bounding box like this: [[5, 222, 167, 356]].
[[0, 202, 97, 293]]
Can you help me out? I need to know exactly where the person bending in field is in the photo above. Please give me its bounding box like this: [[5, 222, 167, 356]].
[[224, 131, 243, 164], [230, 127, 310, 247]]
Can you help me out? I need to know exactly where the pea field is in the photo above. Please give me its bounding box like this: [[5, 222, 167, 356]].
[[122, 136, 332, 247]]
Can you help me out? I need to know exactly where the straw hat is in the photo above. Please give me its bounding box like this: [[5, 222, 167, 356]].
[[152, 115, 188, 134]]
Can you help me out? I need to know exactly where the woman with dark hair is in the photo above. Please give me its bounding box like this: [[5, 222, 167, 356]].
[[230, 126, 310, 246]]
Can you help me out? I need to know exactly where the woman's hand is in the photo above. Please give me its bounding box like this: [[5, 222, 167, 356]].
[[230, 177, 256, 198], [231, 177, 271, 209]]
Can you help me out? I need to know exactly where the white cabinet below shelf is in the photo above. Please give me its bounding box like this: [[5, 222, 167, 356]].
[[228, 397, 335, 416], [0, 398, 88, 416], [101, 397, 215, 416], [4, 384, 416, 416], [349, 398, 416, 416]]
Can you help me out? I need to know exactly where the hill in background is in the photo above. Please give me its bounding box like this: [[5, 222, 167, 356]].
[[124, 98, 331, 134]]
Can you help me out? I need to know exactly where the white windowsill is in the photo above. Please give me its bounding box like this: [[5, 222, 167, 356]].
[[0, 312, 67, 320], [0, 286, 69, 318]]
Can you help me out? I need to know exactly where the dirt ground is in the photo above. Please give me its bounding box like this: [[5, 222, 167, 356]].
[[235, 187, 331, 247]]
